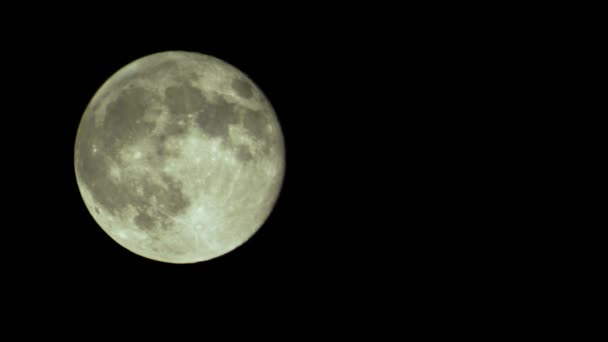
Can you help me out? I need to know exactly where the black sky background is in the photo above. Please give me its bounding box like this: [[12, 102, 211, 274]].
[[1, 8, 413, 310], [1, 6, 552, 324]]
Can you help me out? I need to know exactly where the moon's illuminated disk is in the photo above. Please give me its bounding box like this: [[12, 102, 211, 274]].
[[74, 51, 285, 264]]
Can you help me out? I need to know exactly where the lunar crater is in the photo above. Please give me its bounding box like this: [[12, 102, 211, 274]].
[[164, 83, 207, 116], [195, 96, 240, 138], [231, 78, 254, 99]]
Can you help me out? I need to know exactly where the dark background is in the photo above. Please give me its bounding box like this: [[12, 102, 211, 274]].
[[0, 4, 578, 336], [2, 8, 410, 311], [2, 5, 552, 321]]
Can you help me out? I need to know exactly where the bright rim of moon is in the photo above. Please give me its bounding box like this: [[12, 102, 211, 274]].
[[74, 51, 285, 264]]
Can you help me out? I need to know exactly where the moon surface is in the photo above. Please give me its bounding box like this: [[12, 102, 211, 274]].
[[74, 51, 285, 264]]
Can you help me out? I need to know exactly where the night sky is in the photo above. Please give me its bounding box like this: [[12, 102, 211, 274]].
[[3, 6, 509, 326], [4, 10, 398, 299]]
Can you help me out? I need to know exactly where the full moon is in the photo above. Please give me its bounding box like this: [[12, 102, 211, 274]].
[[74, 51, 285, 264]]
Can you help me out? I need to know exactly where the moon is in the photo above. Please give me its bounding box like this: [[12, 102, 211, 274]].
[[74, 51, 285, 264]]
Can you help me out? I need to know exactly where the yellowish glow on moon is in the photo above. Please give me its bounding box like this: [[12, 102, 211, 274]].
[[74, 51, 285, 263]]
